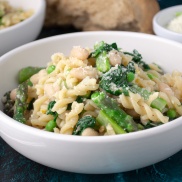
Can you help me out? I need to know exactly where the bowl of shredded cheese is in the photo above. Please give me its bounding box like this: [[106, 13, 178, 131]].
[[153, 5, 182, 43]]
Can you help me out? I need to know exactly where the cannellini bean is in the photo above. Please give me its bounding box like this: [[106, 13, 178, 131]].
[[30, 70, 47, 85], [10, 88, 17, 101], [44, 83, 60, 97], [69, 66, 98, 80], [158, 82, 174, 96], [81, 128, 99, 136], [70, 46, 89, 60], [108, 50, 122, 66]]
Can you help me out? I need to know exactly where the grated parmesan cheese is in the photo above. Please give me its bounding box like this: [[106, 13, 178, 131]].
[[167, 14, 182, 34]]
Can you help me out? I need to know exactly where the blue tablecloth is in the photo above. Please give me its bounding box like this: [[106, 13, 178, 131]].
[[1, 0, 182, 181]]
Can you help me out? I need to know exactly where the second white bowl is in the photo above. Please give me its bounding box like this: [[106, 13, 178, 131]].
[[0, 0, 46, 56], [153, 5, 182, 43]]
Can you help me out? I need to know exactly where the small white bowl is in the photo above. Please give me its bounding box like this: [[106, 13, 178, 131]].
[[153, 5, 182, 43], [0, 31, 182, 174], [0, 0, 46, 56]]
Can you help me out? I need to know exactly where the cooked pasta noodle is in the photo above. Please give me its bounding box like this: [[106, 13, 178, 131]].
[[61, 101, 84, 134], [118, 92, 169, 123]]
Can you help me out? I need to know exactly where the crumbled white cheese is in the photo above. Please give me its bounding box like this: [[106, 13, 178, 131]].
[[167, 14, 182, 34]]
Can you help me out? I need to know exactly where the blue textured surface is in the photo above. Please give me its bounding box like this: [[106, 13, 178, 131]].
[[1, 0, 182, 181], [1, 137, 182, 182]]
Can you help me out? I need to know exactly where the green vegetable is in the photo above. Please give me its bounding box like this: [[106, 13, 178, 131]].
[[167, 109, 177, 119], [91, 92, 139, 132], [73, 116, 96, 135], [147, 73, 154, 80], [129, 85, 151, 100], [99, 64, 135, 96], [76, 91, 92, 103], [47, 65, 56, 74], [99, 65, 124, 95], [127, 72, 135, 82], [143, 121, 163, 129], [27, 79, 33, 87], [0, 17, 3, 25], [96, 51, 111, 72], [90, 41, 120, 72], [18, 66, 44, 84], [90, 41, 119, 58], [150, 97, 167, 112], [1, 91, 15, 117], [96, 110, 126, 134], [45, 120, 57, 132], [99, 62, 150, 99], [46, 101, 58, 132], [27, 98, 35, 110], [13, 82, 28, 123], [124, 49, 150, 70], [46, 101, 58, 121]]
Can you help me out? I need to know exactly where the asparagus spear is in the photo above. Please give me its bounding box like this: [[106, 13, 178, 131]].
[[91, 92, 139, 132], [18, 66, 44, 84], [90, 41, 119, 73], [96, 110, 126, 134], [96, 51, 111, 73], [13, 82, 28, 124]]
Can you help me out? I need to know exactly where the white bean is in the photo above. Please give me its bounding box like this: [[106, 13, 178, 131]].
[[158, 82, 174, 96], [10, 88, 17, 101], [44, 83, 60, 97], [108, 50, 122, 66], [81, 128, 99, 136], [70, 46, 89, 60], [30, 70, 47, 85], [70, 66, 98, 80]]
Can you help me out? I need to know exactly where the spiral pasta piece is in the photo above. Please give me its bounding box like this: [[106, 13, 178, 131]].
[[159, 92, 182, 115], [61, 102, 84, 134], [118, 92, 169, 123], [162, 71, 182, 101], [52, 87, 76, 114]]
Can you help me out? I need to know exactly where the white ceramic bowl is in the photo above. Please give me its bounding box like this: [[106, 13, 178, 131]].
[[0, 31, 182, 174], [153, 5, 182, 43], [0, 0, 46, 56]]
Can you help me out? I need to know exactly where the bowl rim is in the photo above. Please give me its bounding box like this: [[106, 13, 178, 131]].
[[0, 31, 182, 143], [0, 0, 45, 34], [153, 5, 182, 36]]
